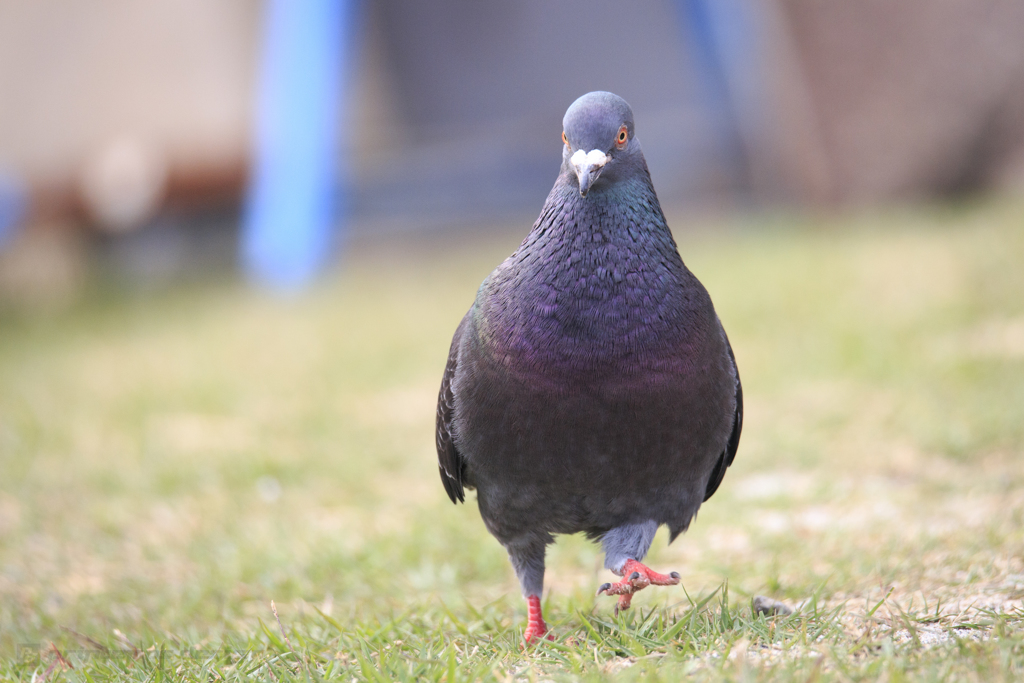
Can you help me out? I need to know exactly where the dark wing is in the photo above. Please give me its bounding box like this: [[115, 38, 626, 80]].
[[436, 315, 469, 503], [702, 336, 743, 502]]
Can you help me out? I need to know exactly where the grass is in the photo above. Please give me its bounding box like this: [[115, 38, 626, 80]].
[[1, 197, 1024, 680]]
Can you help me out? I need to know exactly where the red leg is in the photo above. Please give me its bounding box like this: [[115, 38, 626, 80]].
[[597, 558, 681, 611], [523, 595, 553, 643]]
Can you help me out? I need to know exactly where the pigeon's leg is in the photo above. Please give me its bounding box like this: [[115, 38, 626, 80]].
[[506, 535, 554, 643], [597, 521, 680, 612]]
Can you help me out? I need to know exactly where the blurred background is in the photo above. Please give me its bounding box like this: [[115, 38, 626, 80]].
[[1, 0, 1023, 299], [3, 1, 1024, 668]]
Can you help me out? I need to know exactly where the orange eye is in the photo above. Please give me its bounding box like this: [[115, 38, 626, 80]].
[[615, 125, 628, 149], [562, 131, 569, 148]]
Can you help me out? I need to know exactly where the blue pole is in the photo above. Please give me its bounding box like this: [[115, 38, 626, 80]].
[[0, 170, 26, 251], [243, 0, 357, 289], [677, 0, 765, 179]]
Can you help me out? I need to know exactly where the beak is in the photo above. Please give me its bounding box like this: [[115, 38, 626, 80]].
[[570, 149, 608, 197]]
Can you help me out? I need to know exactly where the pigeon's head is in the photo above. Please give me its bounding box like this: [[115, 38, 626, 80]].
[[561, 92, 641, 198]]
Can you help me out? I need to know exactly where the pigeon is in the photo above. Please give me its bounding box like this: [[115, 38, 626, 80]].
[[435, 92, 742, 643]]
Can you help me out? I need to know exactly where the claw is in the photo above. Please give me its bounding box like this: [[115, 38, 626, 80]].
[[523, 626, 554, 644], [596, 559, 682, 612]]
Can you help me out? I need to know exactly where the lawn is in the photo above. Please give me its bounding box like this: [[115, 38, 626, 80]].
[[1, 198, 1023, 681]]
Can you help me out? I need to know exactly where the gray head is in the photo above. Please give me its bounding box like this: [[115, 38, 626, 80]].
[[561, 92, 642, 197]]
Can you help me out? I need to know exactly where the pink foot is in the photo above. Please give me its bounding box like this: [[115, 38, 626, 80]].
[[523, 595, 554, 644], [596, 558, 681, 611]]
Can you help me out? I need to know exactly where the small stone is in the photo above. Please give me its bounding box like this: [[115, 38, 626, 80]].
[[753, 595, 793, 617]]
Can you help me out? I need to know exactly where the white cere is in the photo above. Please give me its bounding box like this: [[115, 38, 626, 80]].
[[570, 149, 609, 171]]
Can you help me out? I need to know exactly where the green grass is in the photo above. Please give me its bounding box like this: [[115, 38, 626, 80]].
[[2, 198, 1024, 680]]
